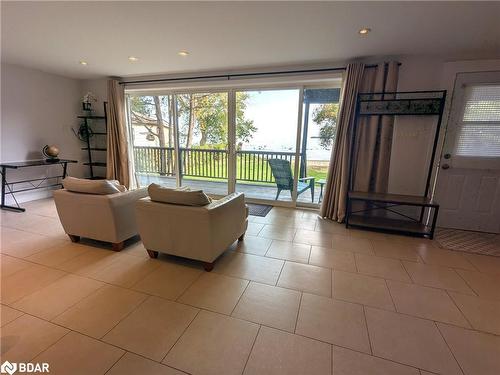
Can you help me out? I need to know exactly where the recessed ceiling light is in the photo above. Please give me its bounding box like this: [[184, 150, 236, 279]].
[[79, 60, 88, 66], [128, 56, 139, 62], [178, 51, 189, 57], [358, 28, 371, 35]]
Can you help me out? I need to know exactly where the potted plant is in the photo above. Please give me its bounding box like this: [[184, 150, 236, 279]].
[[82, 92, 98, 111]]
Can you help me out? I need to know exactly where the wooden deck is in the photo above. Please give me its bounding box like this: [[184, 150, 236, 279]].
[[136, 174, 318, 204]]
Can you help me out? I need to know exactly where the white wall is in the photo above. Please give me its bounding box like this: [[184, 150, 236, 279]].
[[388, 56, 500, 196], [388, 56, 444, 196], [80, 79, 108, 116], [0, 63, 85, 203]]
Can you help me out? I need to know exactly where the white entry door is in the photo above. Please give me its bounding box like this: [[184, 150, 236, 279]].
[[435, 71, 500, 233]]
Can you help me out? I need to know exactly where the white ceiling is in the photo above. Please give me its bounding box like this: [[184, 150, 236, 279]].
[[2, 1, 499, 79]]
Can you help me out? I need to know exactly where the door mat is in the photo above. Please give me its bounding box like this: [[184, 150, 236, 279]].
[[436, 228, 500, 257], [247, 203, 273, 217]]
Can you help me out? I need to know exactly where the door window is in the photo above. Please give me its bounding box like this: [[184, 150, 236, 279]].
[[455, 84, 500, 158]]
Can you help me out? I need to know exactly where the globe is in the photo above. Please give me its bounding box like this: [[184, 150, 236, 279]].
[[43, 145, 60, 160]]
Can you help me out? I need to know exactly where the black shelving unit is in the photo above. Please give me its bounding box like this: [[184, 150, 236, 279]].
[[345, 90, 446, 239], [78, 102, 107, 179]]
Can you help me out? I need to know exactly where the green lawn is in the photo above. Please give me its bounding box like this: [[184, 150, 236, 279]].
[[305, 165, 328, 182], [182, 162, 327, 185], [136, 151, 328, 185]]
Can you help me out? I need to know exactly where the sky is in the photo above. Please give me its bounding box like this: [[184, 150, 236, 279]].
[[241, 90, 332, 161]]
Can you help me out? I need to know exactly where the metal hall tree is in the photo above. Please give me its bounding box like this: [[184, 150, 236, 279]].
[[78, 102, 108, 179], [346, 90, 446, 239]]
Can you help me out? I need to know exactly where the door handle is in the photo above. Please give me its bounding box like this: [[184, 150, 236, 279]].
[[441, 163, 450, 170], [443, 153, 451, 159]]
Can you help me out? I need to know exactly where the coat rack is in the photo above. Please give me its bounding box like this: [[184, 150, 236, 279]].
[[345, 90, 447, 239]]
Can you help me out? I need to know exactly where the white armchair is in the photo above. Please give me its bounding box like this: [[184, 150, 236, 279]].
[[135, 192, 248, 271], [54, 187, 148, 251]]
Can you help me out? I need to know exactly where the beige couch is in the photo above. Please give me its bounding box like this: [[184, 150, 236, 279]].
[[136, 192, 248, 271], [54, 187, 148, 251]]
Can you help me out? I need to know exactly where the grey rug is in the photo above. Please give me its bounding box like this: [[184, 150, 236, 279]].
[[436, 228, 500, 257], [247, 203, 273, 217]]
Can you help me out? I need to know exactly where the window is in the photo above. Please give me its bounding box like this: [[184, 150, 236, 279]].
[[455, 84, 500, 157]]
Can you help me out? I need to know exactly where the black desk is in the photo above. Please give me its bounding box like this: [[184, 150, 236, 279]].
[[0, 159, 77, 212]]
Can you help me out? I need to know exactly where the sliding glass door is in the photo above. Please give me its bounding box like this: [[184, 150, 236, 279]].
[[234, 89, 301, 202], [128, 91, 231, 195], [176, 92, 229, 195], [297, 88, 340, 205], [126, 82, 341, 207], [129, 94, 178, 189]]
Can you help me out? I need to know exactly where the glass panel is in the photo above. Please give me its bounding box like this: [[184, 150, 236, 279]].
[[128, 94, 177, 188], [176, 92, 229, 195], [455, 84, 500, 157], [298, 88, 340, 205], [235, 89, 300, 202], [462, 85, 500, 121]]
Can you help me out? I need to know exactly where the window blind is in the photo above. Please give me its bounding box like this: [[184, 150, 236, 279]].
[[455, 84, 500, 157]]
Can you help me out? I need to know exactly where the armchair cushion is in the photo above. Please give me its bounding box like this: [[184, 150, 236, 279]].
[[62, 177, 126, 195], [148, 183, 211, 206]]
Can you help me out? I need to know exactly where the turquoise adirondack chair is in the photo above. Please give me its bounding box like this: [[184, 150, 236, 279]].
[[268, 159, 315, 202]]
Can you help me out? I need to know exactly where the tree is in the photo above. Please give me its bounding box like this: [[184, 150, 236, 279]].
[[131, 93, 256, 149], [312, 103, 339, 149], [153, 96, 166, 148], [130, 95, 174, 175], [176, 92, 256, 148], [186, 94, 195, 147], [129, 95, 173, 147], [236, 92, 257, 144]]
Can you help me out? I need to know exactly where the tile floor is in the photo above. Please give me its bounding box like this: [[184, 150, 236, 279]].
[[1, 198, 500, 375]]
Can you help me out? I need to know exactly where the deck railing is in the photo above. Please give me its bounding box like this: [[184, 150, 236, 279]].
[[235, 149, 295, 183], [134, 146, 176, 176], [133, 146, 296, 183]]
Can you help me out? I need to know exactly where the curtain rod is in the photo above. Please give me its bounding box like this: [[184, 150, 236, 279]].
[[119, 62, 401, 85]]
